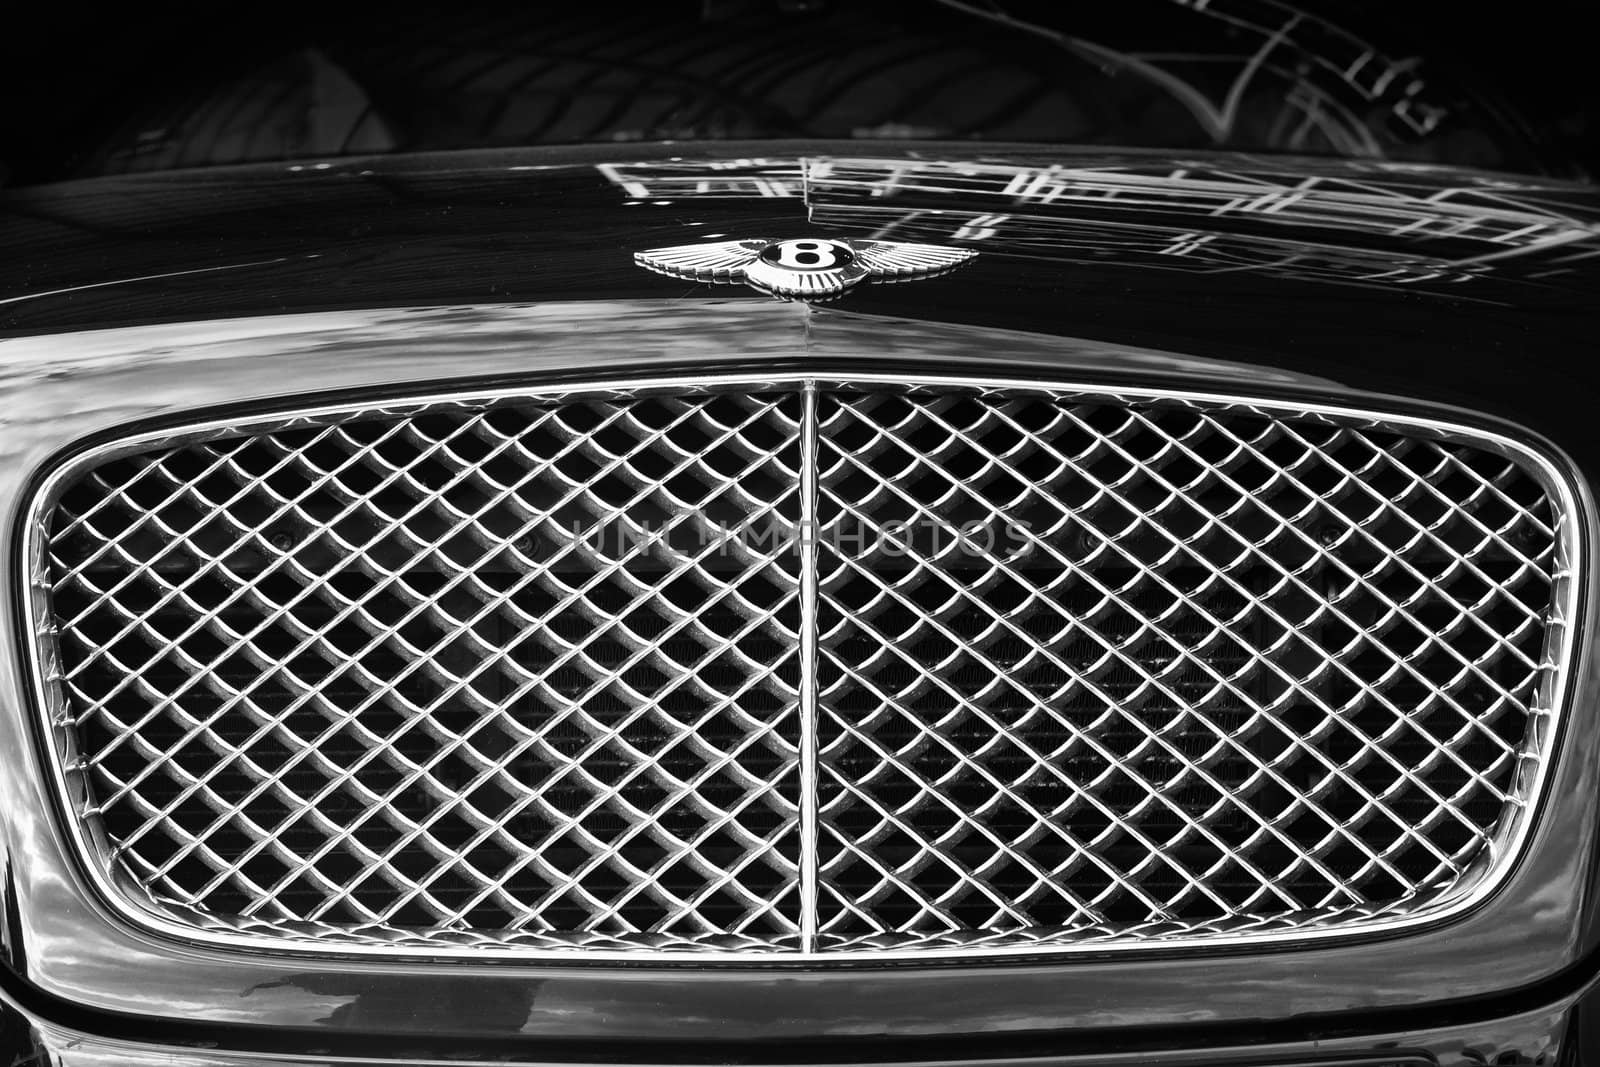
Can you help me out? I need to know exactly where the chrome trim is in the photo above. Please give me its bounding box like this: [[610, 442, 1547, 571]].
[[798, 380, 822, 948], [20, 371, 1582, 962], [633, 237, 977, 302]]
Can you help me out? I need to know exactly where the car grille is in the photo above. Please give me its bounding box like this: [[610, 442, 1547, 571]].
[[28, 375, 1576, 958]]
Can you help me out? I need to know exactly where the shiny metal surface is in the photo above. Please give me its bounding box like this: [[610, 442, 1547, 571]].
[[633, 237, 977, 302], [22, 370, 1579, 959], [810, 382, 1574, 952], [0, 301, 1594, 1033], [38, 386, 808, 953]]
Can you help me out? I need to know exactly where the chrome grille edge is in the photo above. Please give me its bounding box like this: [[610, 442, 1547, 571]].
[[23, 373, 1581, 960]]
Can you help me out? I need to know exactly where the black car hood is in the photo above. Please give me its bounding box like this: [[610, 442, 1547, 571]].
[[2, 141, 1598, 437]]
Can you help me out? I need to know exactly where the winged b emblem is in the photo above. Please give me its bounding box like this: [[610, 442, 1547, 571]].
[[633, 237, 977, 303]]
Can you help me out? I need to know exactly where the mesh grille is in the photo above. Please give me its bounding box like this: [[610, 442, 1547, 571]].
[[811, 388, 1560, 948], [42, 390, 806, 951], [29, 377, 1572, 957]]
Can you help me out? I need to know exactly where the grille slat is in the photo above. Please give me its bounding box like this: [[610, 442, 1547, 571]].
[[29, 376, 1574, 958]]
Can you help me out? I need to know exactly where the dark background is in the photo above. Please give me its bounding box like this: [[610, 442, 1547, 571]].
[[0, 1, 1593, 185]]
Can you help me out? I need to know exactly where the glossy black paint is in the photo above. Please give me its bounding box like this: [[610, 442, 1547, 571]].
[[1, 142, 1596, 432], [1, 144, 1599, 1054], [0, 953, 1591, 1063]]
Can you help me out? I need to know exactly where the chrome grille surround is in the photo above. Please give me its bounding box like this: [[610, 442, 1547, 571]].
[[24, 373, 1580, 961]]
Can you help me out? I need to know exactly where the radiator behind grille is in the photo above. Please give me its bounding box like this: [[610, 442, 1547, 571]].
[[27, 376, 1575, 958]]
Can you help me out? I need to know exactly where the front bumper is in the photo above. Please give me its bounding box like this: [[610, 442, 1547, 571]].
[[3, 957, 1596, 1065]]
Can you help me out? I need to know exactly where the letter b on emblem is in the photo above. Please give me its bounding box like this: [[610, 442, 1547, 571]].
[[759, 238, 855, 271]]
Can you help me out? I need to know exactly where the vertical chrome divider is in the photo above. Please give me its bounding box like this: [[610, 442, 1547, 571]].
[[798, 379, 820, 952]]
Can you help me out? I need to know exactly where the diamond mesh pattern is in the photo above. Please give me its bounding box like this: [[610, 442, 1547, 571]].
[[812, 386, 1561, 947], [30, 378, 1570, 956], [43, 390, 806, 950]]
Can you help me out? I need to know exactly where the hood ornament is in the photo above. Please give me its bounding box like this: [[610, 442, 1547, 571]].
[[634, 237, 977, 303]]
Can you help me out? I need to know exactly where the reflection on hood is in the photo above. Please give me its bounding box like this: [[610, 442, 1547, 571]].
[[64, 1, 1547, 181]]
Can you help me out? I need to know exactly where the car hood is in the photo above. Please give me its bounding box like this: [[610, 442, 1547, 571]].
[[2, 141, 1599, 444]]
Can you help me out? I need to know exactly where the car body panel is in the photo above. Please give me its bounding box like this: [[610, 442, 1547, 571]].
[[2, 146, 1599, 1042], [0, 947, 1589, 1064], [0, 297, 1596, 1039]]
